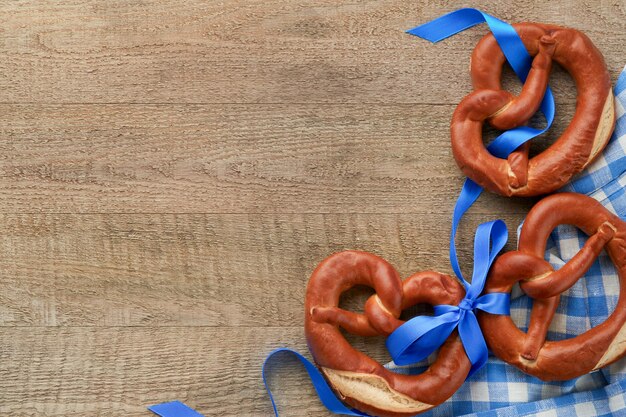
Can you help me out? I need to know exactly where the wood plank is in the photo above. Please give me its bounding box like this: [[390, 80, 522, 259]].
[[0, 212, 526, 327], [0, 326, 361, 416], [0, 0, 623, 104], [0, 103, 563, 213]]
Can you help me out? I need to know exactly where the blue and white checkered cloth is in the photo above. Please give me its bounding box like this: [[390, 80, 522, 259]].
[[387, 66, 626, 417]]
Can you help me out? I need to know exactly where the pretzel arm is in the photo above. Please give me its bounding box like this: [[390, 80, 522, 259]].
[[489, 35, 556, 131], [520, 222, 616, 299], [310, 306, 380, 336], [521, 296, 559, 360]]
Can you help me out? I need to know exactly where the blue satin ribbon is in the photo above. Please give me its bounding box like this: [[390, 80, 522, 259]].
[[150, 8, 555, 417]]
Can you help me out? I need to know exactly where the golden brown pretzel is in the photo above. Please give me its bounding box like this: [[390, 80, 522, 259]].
[[305, 251, 470, 417], [452, 23, 615, 196], [478, 193, 626, 380]]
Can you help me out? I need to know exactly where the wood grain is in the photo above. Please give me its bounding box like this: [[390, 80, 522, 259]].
[[0, 0, 623, 104], [0, 212, 525, 327], [0, 0, 624, 416], [0, 327, 372, 417], [0, 103, 578, 214]]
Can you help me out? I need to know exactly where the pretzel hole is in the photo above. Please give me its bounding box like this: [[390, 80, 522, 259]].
[[341, 325, 391, 365], [500, 64, 523, 97], [338, 285, 375, 314], [337, 285, 390, 362], [399, 303, 434, 321]]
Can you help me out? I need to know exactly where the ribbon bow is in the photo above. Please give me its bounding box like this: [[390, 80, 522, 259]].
[[386, 220, 509, 377]]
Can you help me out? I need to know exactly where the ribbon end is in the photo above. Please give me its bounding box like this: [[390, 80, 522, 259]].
[[405, 27, 431, 40], [405, 27, 446, 43], [148, 401, 205, 417]]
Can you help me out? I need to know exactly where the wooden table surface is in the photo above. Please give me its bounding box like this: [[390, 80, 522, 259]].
[[1, 1, 624, 416]]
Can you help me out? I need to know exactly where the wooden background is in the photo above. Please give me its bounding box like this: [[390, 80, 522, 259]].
[[0, 1, 624, 416]]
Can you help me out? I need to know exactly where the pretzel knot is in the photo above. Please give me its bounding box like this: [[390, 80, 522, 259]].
[[479, 193, 626, 381], [305, 251, 468, 417], [452, 23, 615, 197]]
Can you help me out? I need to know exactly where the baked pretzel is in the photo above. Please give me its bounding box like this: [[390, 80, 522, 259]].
[[305, 251, 469, 417], [452, 23, 615, 197], [478, 193, 626, 380]]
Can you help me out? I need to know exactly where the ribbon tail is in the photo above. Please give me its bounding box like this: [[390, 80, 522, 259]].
[[262, 348, 367, 416], [450, 178, 483, 285], [149, 401, 205, 417], [406, 8, 533, 77], [406, 8, 490, 42], [458, 311, 489, 377], [465, 220, 508, 300]]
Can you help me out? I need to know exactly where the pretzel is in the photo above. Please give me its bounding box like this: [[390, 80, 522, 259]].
[[305, 251, 470, 417], [451, 23, 615, 197], [478, 193, 626, 380]]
